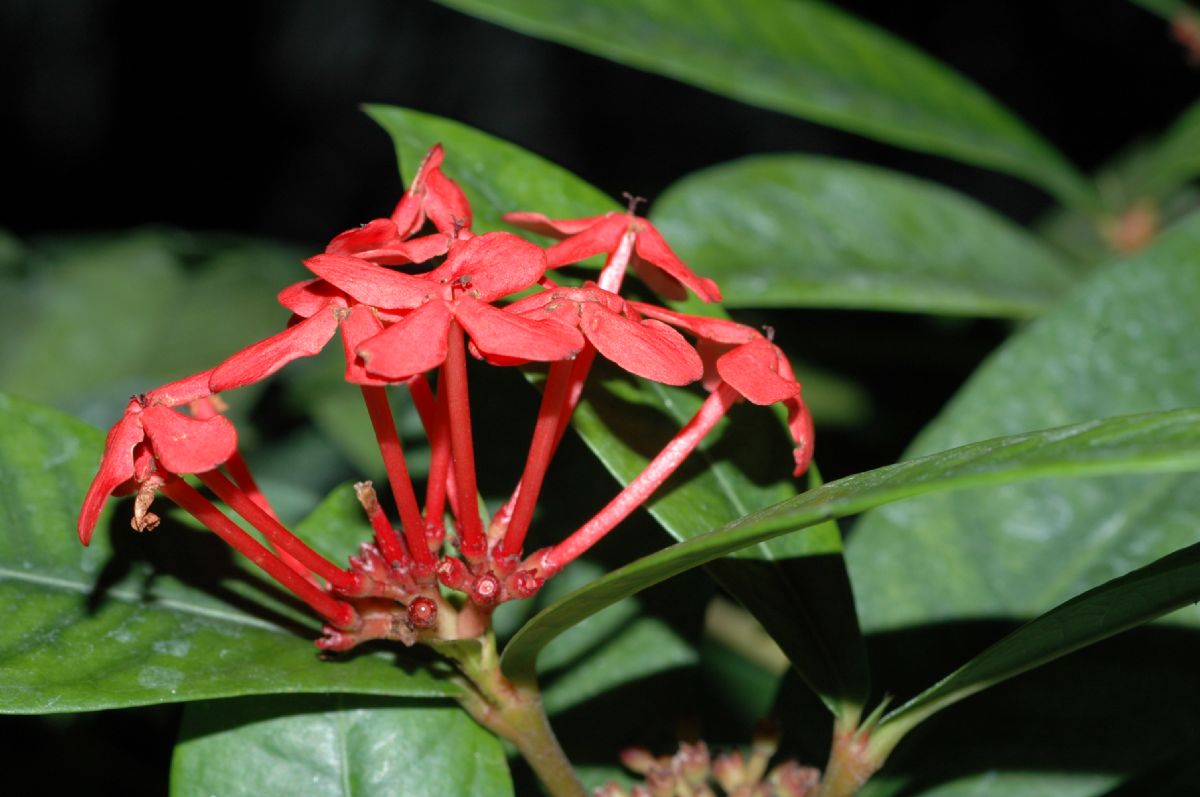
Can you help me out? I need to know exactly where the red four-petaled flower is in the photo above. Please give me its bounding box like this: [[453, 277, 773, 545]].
[[78, 145, 814, 650]]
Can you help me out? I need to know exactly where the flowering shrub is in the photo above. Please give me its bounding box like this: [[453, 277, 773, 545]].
[[78, 145, 814, 657], [5, 3, 1200, 797]]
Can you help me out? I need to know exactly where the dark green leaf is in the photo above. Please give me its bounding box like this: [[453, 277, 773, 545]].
[[433, 0, 1095, 207], [171, 696, 512, 797], [651, 155, 1074, 316], [365, 104, 618, 234], [0, 394, 456, 713], [369, 107, 869, 716], [875, 535, 1200, 744], [848, 214, 1200, 635], [501, 407, 1200, 685]]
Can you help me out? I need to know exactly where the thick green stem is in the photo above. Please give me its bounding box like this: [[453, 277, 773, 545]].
[[443, 636, 585, 797]]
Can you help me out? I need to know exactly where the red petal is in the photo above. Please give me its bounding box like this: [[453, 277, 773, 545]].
[[354, 233, 449, 266], [633, 223, 722, 302], [455, 295, 584, 364], [501, 211, 611, 239], [305, 253, 435, 309], [716, 339, 799, 405], [278, 279, 342, 317], [141, 405, 237, 474], [340, 304, 388, 385], [544, 214, 628, 268], [210, 306, 341, 392], [580, 304, 702, 385], [391, 145, 446, 237], [786, 396, 815, 476], [628, 302, 758, 345], [145, 369, 216, 408], [358, 299, 452, 380], [424, 166, 472, 234], [78, 412, 145, 544], [325, 218, 400, 256], [428, 232, 547, 302]]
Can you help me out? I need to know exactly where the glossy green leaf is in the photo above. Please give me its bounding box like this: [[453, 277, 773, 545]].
[[365, 104, 618, 234], [501, 407, 1200, 684], [0, 394, 456, 714], [874, 534, 1200, 745], [651, 155, 1075, 316], [369, 107, 868, 716], [433, 0, 1095, 208], [171, 696, 512, 797], [848, 214, 1200, 634]]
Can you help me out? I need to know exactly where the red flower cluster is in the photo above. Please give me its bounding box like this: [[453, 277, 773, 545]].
[[78, 146, 813, 648]]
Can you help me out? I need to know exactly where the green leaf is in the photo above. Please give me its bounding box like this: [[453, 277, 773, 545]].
[[0, 394, 456, 714], [0, 230, 304, 428], [171, 696, 512, 797], [874, 534, 1200, 744], [433, 0, 1095, 208], [847, 213, 1200, 634], [501, 406, 1200, 687], [1130, 99, 1200, 201], [1128, 0, 1188, 19], [368, 107, 869, 717], [365, 104, 619, 234], [651, 155, 1075, 317], [571, 371, 869, 715], [543, 615, 696, 714]]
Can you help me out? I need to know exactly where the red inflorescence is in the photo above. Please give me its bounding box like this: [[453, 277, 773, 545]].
[[77, 145, 814, 650]]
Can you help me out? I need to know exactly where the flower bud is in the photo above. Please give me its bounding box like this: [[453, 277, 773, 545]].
[[406, 596, 438, 629]]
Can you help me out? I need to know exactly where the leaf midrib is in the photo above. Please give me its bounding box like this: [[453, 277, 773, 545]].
[[0, 564, 288, 634]]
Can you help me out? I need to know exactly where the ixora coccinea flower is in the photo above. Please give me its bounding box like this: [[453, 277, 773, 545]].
[[77, 145, 814, 651]]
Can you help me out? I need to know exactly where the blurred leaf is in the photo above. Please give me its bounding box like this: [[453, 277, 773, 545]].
[[0, 395, 456, 714], [652, 155, 1075, 317], [171, 695, 512, 797], [1129, 99, 1200, 200], [0, 230, 304, 428], [365, 104, 618, 234], [848, 214, 1200, 634], [876, 535, 1200, 743], [1128, 0, 1189, 18], [370, 107, 869, 717], [434, 0, 1095, 208]]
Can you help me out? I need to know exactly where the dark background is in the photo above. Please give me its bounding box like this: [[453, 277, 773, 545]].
[[2, 1, 1197, 794]]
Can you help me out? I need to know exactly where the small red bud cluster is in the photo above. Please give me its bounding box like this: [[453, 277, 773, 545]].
[[78, 146, 813, 648], [602, 722, 819, 797]]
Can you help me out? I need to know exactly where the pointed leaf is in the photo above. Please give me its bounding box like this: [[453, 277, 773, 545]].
[[366, 105, 620, 236], [848, 214, 1200, 635], [651, 155, 1075, 316], [171, 696, 512, 797], [502, 408, 1200, 685], [0, 394, 457, 713], [433, 0, 1096, 208], [875, 534, 1200, 744], [1129, 98, 1200, 200]]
